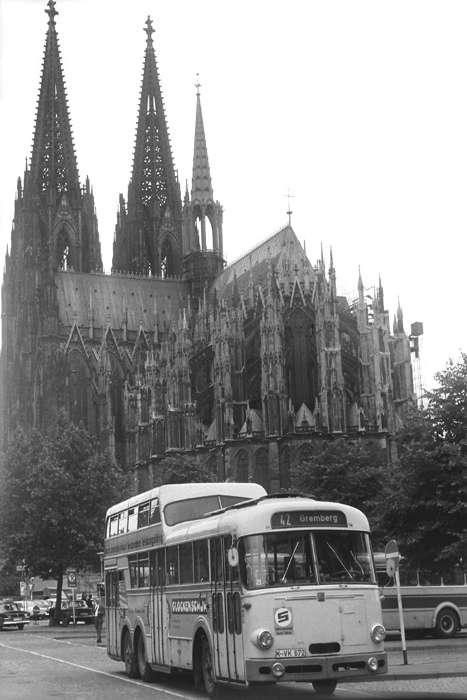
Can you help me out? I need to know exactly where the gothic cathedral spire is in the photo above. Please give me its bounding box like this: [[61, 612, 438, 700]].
[[112, 17, 182, 276], [30, 0, 79, 201], [26, 0, 102, 273], [182, 79, 224, 301]]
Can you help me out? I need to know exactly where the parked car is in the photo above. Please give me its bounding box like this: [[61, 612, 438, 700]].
[[50, 599, 95, 625], [14, 599, 50, 619], [0, 601, 29, 630]]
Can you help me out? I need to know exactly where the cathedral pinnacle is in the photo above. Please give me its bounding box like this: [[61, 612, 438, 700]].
[[144, 16, 155, 39], [45, 0, 57, 22], [191, 75, 213, 205]]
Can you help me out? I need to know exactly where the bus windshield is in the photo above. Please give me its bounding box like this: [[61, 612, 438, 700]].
[[239, 530, 374, 589]]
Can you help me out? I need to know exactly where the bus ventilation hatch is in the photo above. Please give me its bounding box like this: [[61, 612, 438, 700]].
[[309, 642, 341, 654]]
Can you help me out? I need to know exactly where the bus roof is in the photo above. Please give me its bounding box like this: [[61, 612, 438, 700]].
[[105, 482, 267, 520], [164, 494, 370, 545]]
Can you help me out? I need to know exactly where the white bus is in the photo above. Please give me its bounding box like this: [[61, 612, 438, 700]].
[[104, 483, 387, 696], [374, 552, 467, 638]]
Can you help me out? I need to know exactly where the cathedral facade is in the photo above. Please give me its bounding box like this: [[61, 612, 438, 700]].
[[1, 1, 415, 494]]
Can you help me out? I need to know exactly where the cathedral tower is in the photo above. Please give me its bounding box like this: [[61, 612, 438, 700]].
[[1, 0, 102, 443], [183, 81, 224, 301], [113, 17, 182, 276]]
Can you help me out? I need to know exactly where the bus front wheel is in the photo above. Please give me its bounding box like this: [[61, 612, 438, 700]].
[[123, 630, 138, 678], [312, 679, 337, 696], [435, 608, 458, 638], [198, 634, 216, 696]]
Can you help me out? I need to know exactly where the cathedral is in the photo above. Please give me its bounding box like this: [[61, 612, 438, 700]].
[[1, 1, 415, 494]]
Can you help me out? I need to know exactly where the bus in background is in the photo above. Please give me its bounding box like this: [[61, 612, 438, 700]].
[[104, 483, 387, 696], [374, 552, 467, 638]]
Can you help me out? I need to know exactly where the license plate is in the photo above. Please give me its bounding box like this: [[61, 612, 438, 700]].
[[275, 648, 306, 658]]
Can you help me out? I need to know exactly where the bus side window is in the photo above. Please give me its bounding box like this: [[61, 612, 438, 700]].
[[138, 553, 150, 588], [166, 546, 179, 585], [194, 540, 209, 582], [129, 556, 138, 588], [150, 549, 165, 587], [210, 538, 223, 583], [180, 543, 194, 584]]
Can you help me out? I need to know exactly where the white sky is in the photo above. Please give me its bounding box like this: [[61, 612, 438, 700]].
[[1, 0, 466, 391]]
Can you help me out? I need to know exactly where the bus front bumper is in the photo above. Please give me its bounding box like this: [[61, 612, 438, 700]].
[[245, 651, 387, 683]]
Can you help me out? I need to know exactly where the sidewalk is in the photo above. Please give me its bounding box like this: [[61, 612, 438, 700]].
[[23, 621, 467, 682]]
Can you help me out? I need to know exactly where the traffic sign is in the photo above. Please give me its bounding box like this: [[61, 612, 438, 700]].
[[386, 558, 396, 577], [384, 539, 400, 562], [67, 571, 77, 587]]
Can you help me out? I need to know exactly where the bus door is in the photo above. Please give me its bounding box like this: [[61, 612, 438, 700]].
[[150, 549, 167, 666], [223, 536, 245, 682], [210, 537, 245, 682], [105, 569, 120, 657]]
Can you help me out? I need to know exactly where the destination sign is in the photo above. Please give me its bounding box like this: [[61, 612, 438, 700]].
[[104, 527, 162, 555], [271, 510, 347, 529]]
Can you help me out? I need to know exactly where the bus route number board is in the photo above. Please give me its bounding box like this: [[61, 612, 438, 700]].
[[275, 648, 306, 658]]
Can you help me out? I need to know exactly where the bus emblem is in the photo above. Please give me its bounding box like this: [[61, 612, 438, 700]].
[[274, 607, 293, 629]]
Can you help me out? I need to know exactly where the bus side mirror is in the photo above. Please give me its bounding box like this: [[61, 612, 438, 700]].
[[228, 547, 239, 568]]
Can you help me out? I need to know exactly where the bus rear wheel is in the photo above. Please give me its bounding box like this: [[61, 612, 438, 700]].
[[136, 632, 155, 682], [435, 608, 458, 638], [123, 630, 138, 678], [312, 679, 337, 696]]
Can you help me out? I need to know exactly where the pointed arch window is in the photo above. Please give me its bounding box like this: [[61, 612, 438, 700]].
[[236, 449, 249, 481], [160, 238, 174, 278], [56, 229, 72, 270]]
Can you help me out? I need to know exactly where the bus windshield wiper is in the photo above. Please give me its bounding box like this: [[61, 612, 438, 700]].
[[326, 542, 353, 579], [281, 540, 301, 583]]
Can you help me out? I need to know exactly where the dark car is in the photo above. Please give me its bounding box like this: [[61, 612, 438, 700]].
[[0, 601, 29, 630], [59, 599, 95, 625]]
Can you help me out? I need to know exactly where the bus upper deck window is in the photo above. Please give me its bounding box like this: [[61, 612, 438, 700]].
[[127, 508, 137, 532], [118, 510, 127, 534], [138, 501, 150, 529], [109, 514, 119, 537], [150, 498, 161, 524]]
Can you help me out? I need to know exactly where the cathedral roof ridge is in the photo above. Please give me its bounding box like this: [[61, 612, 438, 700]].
[[225, 223, 297, 270]]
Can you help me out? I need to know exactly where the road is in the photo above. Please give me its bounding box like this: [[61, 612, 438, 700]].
[[0, 624, 466, 699]]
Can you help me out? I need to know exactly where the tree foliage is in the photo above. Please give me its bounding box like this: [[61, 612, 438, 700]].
[[387, 406, 467, 571], [424, 353, 467, 444], [290, 438, 390, 546], [0, 416, 128, 620], [151, 455, 216, 487]]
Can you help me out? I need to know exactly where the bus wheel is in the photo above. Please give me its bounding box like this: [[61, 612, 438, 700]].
[[312, 679, 337, 696], [200, 635, 217, 696], [435, 608, 458, 638], [136, 632, 154, 682], [123, 630, 139, 678]]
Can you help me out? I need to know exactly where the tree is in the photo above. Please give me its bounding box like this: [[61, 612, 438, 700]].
[[424, 353, 467, 444], [151, 455, 216, 487], [0, 416, 128, 624], [290, 438, 390, 545], [386, 406, 467, 571]]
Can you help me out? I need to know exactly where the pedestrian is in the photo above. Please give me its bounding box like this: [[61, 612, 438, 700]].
[[94, 598, 105, 644], [86, 593, 93, 609], [31, 604, 40, 625]]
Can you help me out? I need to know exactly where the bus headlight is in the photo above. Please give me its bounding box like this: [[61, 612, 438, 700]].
[[255, 629, 274, 650], [370, 624, 386, 643]]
